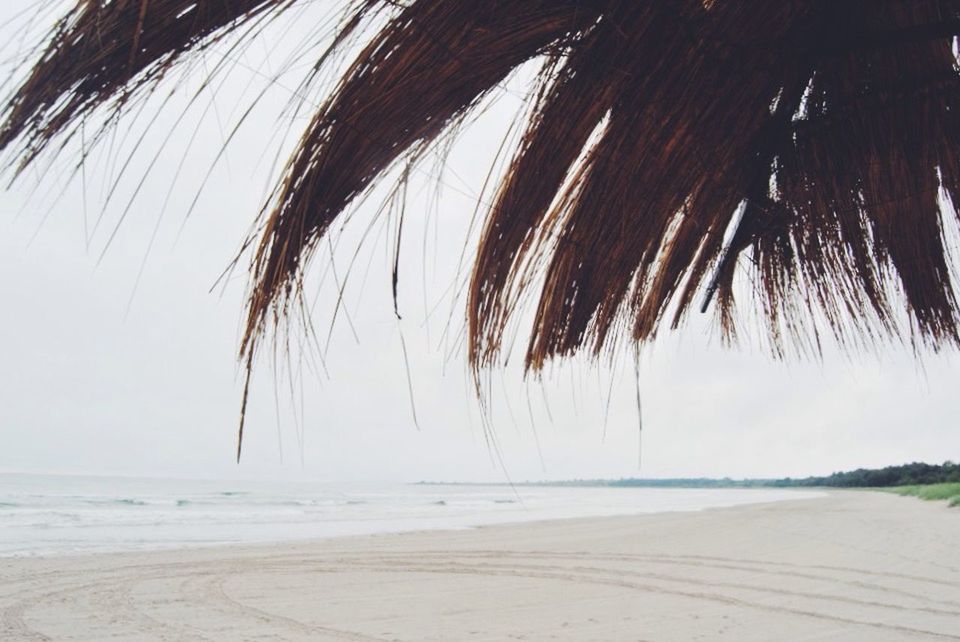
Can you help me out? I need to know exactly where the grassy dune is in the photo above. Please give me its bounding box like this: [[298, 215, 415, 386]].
[[889, 483, 960, 507]]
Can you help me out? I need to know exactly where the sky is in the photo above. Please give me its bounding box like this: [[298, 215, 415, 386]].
[[0, 1, 958, 483]]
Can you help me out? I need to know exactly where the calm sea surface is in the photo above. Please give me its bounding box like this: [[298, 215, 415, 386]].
[[0, 473, 821, 556]]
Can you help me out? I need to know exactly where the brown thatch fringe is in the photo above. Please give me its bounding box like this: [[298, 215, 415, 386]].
[[4, 0, 960, 417], [240, 0, 960, 370], [0, 0, 295, 173]]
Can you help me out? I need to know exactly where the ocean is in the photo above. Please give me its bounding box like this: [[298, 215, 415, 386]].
[[0, 473, 821, 557]]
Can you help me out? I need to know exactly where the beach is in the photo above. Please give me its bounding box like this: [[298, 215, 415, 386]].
[[1, 490, 958, 641]]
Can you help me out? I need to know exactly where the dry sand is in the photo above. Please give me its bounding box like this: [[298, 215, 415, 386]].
[[1, 490, 958, 641]]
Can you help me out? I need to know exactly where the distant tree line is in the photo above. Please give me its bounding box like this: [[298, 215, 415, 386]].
[[764, 461, 960, 488], [493, 461, 960, 489]]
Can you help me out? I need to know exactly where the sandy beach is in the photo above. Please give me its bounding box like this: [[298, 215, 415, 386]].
[[1, 490, 958, 641]]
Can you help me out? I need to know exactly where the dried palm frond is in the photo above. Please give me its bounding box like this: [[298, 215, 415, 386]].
[[3, 1, 960, 410], [0, 0, 304, 172]]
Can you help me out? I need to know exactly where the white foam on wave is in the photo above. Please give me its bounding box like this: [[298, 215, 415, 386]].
[[0, 473, 822, 557]]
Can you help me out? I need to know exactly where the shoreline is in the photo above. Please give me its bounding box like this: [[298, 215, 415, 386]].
[[5, 488, 826, 563], [3, 491, 959, 641], [0, 485, 822, 560]]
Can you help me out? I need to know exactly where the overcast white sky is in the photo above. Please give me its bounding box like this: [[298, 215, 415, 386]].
[[0, 1, 957, 483]]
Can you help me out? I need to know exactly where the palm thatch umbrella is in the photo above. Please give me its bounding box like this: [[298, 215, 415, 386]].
[[3, 1, 960, 450]]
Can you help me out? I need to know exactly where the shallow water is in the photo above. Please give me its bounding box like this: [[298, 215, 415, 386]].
[[0, 473, 821, 556]]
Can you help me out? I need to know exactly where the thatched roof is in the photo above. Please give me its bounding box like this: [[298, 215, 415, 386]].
[[4, 1, 960, 374]]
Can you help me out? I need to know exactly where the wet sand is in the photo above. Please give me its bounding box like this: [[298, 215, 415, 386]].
[[2, 490, 959, 641]]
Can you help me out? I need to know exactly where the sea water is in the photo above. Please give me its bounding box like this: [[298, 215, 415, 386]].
[[0, 473, 821, 556]]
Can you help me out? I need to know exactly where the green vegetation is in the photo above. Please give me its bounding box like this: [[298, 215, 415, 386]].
[[888, 483, 960, 507], [768, 461, 960, 488], [424, 461, 960, 492], [501, 461, 960, 490], [422, 463, 960, 508]]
